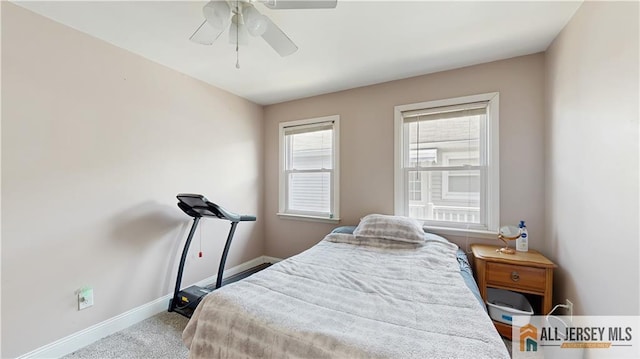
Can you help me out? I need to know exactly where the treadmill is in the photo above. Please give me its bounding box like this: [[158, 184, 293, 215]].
[[168, 193, 256, 318]]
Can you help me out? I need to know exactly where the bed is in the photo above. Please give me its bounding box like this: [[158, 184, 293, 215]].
[[183, 214, 510, 358]]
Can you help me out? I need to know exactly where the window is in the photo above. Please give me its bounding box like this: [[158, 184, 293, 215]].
[[394, 93, 499, 233], [278, 115, 340, 221]]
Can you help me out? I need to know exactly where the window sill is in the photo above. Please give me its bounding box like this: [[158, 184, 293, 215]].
[[423, 225, 498, 240], [277, 213, 341, 224]]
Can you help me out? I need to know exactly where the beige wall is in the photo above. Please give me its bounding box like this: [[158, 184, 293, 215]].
[[1, 3, 263, 357], [545, 2, 639, 315], [264, 54, 546, 258]]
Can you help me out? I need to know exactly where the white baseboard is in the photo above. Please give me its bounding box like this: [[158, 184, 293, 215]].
[[262, 255, 282, 264], [17, 256, 275, 359]]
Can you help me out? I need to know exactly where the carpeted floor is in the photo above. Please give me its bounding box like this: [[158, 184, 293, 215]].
[[63, 311, 189, 359]]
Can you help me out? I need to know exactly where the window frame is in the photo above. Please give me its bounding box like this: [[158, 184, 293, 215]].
[[278, 115, 340, 223], [393, 93, 499, 237]]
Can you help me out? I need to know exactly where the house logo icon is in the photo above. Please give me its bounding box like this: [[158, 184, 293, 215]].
[[520, 323, 538, 352]]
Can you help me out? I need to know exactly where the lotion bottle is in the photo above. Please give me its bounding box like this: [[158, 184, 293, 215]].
[[516, 220, 528, 252]]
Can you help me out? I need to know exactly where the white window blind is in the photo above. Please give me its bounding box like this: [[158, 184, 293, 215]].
[[394, 93, 499, 233], [279, 116, 340, 221]]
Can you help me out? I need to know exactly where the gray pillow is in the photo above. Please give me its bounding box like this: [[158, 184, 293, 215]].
[[331, 226, 356, 234], [353, 214, 425, 243]]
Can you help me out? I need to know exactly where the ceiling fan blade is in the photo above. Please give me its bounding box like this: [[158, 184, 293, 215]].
[[261, 0, 337, 9], [189, 19, 224, 45], [261, 17, 298, 57]]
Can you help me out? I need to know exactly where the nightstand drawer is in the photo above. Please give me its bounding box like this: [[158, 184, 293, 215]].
[[486, 262, 546, 292]]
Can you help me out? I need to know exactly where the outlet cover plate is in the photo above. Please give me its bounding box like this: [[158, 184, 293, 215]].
[[78, 287, 94, 310]]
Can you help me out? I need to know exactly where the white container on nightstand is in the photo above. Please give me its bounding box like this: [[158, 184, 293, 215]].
[[516, 220, 528, 252]]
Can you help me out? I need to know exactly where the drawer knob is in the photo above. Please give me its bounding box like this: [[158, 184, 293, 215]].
[[511, 271, 520, 282]]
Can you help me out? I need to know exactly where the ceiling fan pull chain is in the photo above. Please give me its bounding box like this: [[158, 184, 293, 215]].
[[236, 0, 240, 69], [236, 47, 240, 69]]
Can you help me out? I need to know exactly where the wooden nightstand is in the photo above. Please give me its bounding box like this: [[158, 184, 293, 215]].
[[471, 244, 557, 339]]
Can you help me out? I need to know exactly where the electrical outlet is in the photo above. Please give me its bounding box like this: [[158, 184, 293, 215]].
[[78, 287, 94, 310], [566, 299, 573, 317]]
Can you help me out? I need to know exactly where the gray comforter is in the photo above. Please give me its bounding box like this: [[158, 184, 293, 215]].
[[183, 233, 510, 358]]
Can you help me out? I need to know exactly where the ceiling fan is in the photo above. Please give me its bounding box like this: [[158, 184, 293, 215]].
[[190, 0, 337, 67]]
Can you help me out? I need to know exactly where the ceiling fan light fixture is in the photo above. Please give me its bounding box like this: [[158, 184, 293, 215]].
[[203, 1, 231, 30], [191, 0, 333, 63], [243, 6, 269, 37], [229, 14, 249, 46]]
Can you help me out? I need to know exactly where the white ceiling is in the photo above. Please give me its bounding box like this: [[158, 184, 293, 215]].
[[14, 1, 582, 105]]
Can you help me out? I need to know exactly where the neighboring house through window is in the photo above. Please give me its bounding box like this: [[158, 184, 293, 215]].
[[408, 171, 422, 201], [394, 93, 499, 233], [441, 152, 481, 201], [278, 115, 340, 222]]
